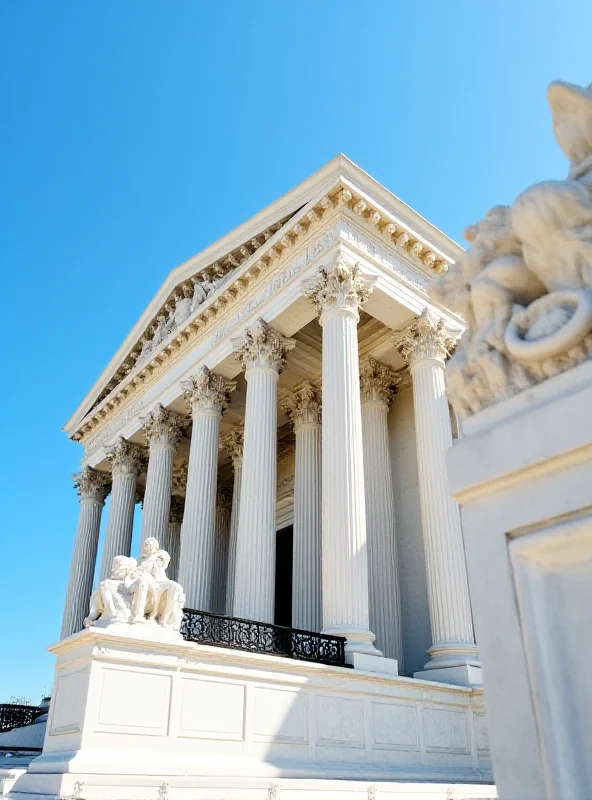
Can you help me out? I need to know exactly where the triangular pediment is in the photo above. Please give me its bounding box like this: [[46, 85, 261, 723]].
[[65, 154, 463, 441]]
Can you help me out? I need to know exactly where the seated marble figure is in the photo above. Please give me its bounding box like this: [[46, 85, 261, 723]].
[[84, 540, 185, 631]]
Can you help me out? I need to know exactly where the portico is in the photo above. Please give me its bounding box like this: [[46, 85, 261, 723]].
[[61, 155, 480, 684]]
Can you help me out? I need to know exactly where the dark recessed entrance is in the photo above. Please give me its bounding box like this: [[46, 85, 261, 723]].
[[274, 525, 293, 627]]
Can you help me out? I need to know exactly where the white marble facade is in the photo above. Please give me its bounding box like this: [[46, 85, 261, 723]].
[[61, 155, 480, 684]]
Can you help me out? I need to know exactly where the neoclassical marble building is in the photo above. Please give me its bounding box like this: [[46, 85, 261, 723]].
[[61, 154, 480, 684]]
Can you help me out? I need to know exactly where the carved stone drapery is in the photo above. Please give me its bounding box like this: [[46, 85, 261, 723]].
[[179, 368, 235, 611]]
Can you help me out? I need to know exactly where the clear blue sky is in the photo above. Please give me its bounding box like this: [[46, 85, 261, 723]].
[[0, 0, 589, 702]]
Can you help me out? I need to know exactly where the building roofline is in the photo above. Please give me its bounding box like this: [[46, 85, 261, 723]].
[[64, 154, 462, 436]]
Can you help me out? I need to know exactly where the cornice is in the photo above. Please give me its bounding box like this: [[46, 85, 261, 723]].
[[70, 160, 462, 447]]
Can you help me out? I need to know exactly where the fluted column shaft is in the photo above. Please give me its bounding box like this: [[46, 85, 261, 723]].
[[61, 468, 110, 638], [398, 311, 479, 669], [178, 367, 235, 610], [212, 495, 231, 613], [360, 357, 403, 664], [100, 438, 145, 580], [304, 254, 379, 660], [164, 496, 184, 583], [222, 426, 244, 614], [282, 382, 322, 631], [232, 319, 295, 622], [234, 367, 278, 621], [141, 405, 182, 545]]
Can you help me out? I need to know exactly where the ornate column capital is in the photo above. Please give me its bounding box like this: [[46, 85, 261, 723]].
[[105, 437, 146, 476], [232, 318, 295, 373], [73, 466, 110, 504], [168, 495, 185, 525], [141, 404, 183, 448], [281, 381, 321, 428], [303, 252, 377, 320], [394, 309, 458, 368], [182, 366, 236, 415], [221, 425, 244, 468], [359, 357, 401, 406]]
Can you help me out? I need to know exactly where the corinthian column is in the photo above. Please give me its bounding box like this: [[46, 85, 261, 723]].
[[281, 381, 322, 632], [164, 496, 184, 582], [304, 253, 380, 661], [222, 426, 244, 615], [212, 485, 232, 613], [140, 404, 182, 545], [179, 367, 235, 610], [396, 309, 480, 684], [360, 357, 403, 665], [232, 319, 295, 622], [61, 467, 110, 638], [100, 437, 145, 580]]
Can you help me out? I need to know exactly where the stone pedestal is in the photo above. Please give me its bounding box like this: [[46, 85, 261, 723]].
[[10, 626, 493, 799], [304, 254, 380, 661], [61, 468, 110, 639], [397, 311, 480, 685], [448, 360, 592, 800]]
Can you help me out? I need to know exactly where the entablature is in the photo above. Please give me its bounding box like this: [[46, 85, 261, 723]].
[[68, 156, 464, 451], [78, 220, 463, 469]]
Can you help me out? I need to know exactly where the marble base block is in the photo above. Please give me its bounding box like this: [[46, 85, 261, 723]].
[[9, 626, 493, 799]]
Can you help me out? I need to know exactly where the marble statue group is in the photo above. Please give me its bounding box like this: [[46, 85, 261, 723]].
[[84, 537, 185, 631], [431, 80, 592, 417]]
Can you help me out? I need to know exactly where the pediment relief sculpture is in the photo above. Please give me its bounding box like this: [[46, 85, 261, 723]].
[[431, 80, 592, 418]]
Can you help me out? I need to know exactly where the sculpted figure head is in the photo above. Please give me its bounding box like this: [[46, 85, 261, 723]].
[[142, 537, 160, 556]]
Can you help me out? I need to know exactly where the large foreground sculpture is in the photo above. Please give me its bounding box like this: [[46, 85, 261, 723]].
[[437, 80, 592, 800]]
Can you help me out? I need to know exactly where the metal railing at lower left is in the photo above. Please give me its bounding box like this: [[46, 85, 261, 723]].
[[0, 705, 45, 733]]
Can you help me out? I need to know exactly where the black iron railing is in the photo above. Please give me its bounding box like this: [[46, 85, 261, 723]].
[[181, 608, 346, 668], [0, 705, 45, 734]]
